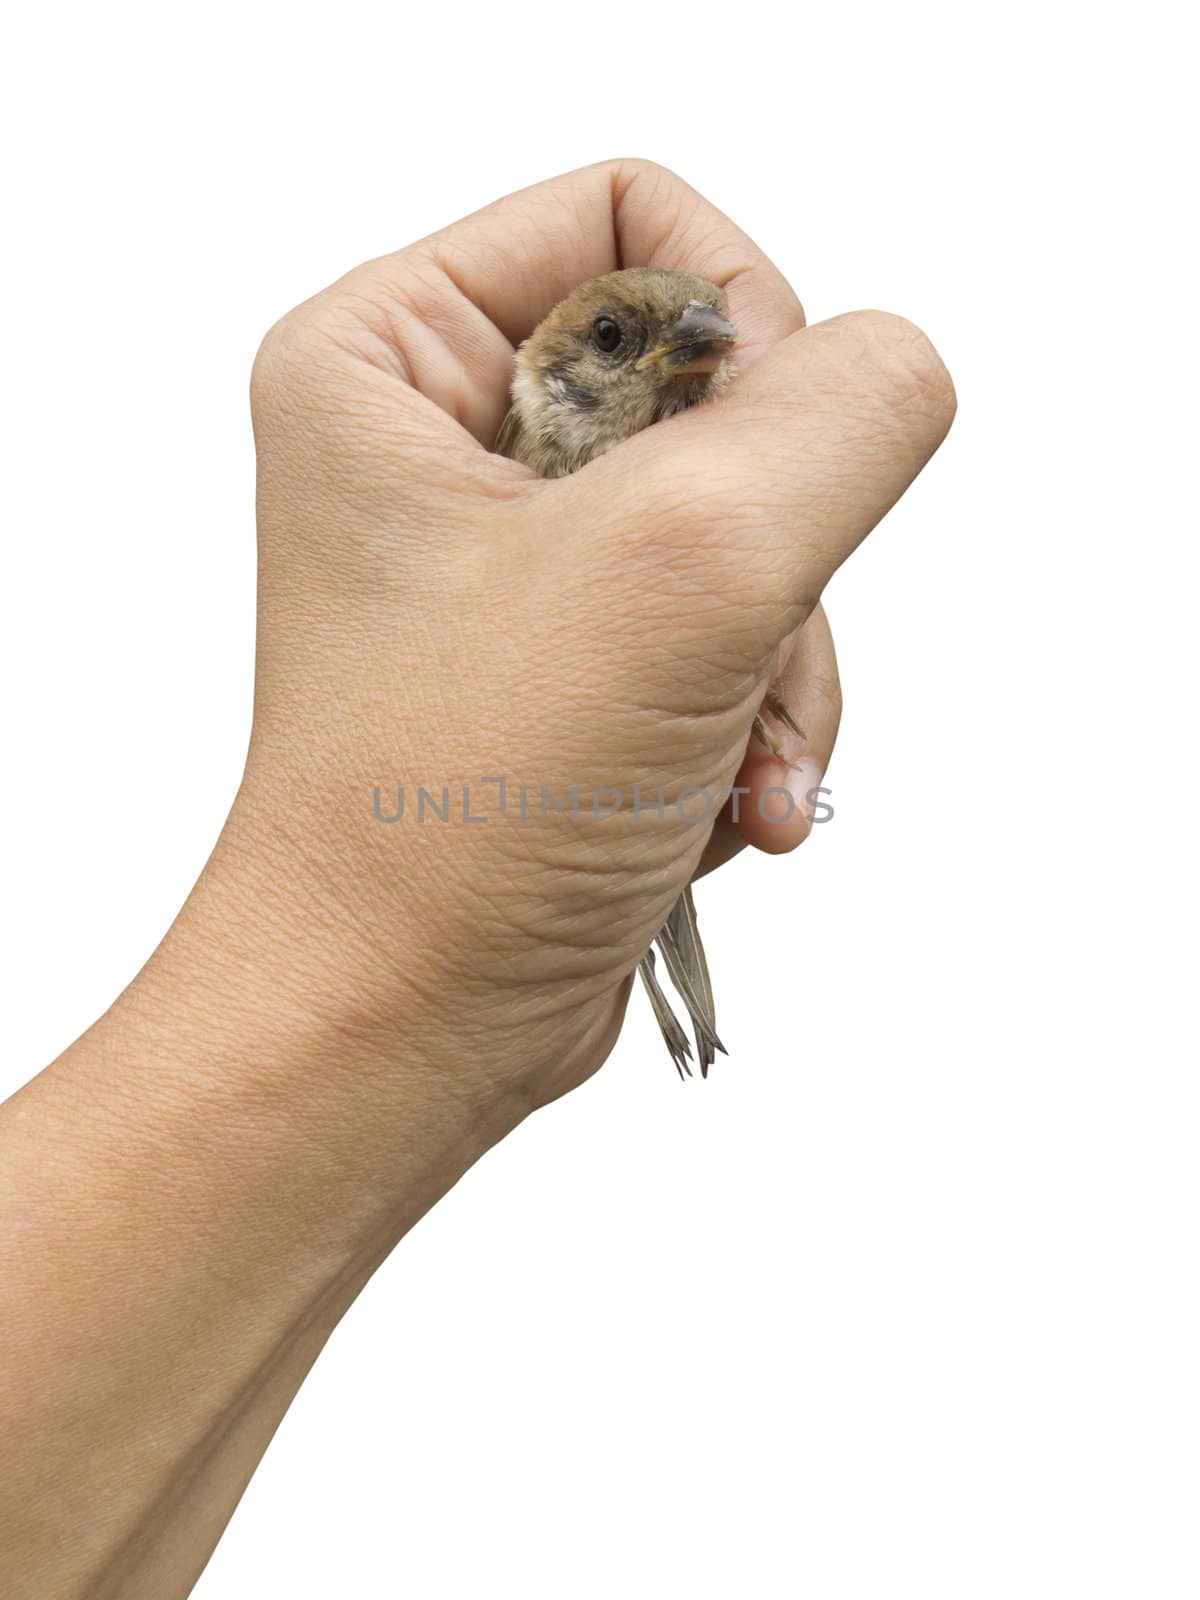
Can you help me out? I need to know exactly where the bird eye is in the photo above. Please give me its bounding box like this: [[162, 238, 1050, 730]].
[[590, 316, 623, 355]]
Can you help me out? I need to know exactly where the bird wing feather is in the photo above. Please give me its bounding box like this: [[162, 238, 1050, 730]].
[[493, 406, 525, 461]]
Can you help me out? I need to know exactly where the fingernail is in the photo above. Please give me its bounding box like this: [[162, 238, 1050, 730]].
[[785, 760, 825, 834]]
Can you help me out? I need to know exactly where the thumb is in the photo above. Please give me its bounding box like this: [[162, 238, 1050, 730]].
[[579, 309, 956, 667]]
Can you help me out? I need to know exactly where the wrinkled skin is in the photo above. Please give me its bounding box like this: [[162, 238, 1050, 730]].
[[241, 159, 955, 1110]]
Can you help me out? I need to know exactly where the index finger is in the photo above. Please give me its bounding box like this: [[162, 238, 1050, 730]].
[[301, 159, 806, 444]]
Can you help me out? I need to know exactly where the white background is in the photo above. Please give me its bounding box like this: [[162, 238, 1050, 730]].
[[2, 3, 1195, 1596]]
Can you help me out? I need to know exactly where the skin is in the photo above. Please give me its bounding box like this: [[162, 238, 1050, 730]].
[[0, 160, 954, 1597]]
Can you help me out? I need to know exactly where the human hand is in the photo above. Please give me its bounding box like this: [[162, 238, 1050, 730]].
[[238, 158, 955, 1109], [0, 165, 953, 1592]]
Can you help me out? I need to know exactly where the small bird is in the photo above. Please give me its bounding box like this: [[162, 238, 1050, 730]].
[[495, 268, 804, 1076]]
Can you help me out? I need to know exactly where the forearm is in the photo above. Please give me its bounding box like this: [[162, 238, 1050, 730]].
[[0, 817, 527, 1600]]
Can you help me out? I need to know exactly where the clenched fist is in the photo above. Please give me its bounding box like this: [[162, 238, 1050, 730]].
[[240, 159, 954, 1109]]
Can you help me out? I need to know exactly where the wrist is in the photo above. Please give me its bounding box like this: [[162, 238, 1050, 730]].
[[216, 751, 630, 1113], [68, 797, 537, 1271]]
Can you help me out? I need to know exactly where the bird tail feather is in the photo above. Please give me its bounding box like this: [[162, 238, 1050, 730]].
[[636, 887, 727, 1078], [655, 885, 726, 1077], [637, 948, 694, 1079]]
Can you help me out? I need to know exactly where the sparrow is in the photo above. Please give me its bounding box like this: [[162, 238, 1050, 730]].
[[494, 268, 804, 1076]]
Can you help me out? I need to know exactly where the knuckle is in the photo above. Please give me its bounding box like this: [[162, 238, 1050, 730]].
[[249, 306, 359, 433], [609, 155, 686, 195], [252, 307, 304, 380], [249, 310, 312, 415], [608, 158, 699, 243]]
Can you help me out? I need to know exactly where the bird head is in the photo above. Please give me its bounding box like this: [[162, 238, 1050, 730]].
[[504, 267, 737, 477]]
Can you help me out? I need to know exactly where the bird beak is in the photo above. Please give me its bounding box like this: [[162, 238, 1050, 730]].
[[635, 304, 738, 375]]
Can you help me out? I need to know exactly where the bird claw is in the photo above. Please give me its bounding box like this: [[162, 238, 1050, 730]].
[[752, 690, 808, 769], [763, 689, 806, 741]]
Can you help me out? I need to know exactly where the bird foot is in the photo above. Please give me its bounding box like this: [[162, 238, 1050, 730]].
[[752, 689, 808, 769]]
